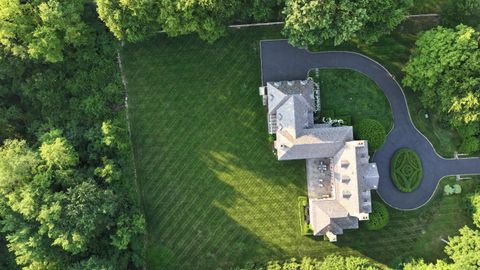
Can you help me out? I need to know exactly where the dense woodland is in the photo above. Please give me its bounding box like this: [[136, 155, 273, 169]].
[[0, 0, 479, 269], [0, 1, 144, 269]]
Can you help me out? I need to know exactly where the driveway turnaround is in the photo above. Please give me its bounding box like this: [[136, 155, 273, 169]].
[[260, 39, 480, 210]]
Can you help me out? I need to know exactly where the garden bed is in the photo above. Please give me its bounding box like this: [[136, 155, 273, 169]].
[[298, 196, 313, 236], [391, 148, 423, 192]]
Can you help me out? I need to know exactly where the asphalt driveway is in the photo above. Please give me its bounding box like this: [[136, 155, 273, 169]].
[[260, 39, 480, 210]]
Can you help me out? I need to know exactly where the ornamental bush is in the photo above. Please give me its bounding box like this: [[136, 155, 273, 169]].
[[391, 148, 423, 192], [366, 201, 389, 230], [355, 119, 387, 151]]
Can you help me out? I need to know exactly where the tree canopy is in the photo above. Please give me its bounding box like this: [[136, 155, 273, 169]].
[[470, 193, 480, 228], [95, 0, 283, 43], [96, 0, 160, 42], [282, 0, 412, 46], [442, 0, 480, 28], [444, 226, 480, 268], [0, 3, 145, 268], [255, 255, 382, 269], [403, 25, 480, 153], [157, 0, 240, 43], [0, 0, 88, 62], [0, 135, 144, 268]]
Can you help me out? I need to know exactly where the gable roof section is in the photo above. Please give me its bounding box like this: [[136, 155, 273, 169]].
[[276, 126, 353, 160]]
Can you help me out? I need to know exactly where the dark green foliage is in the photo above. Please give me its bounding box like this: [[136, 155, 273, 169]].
[[297, 197, 312, 235], [403, 25, 480, 154], [0, 0, 88, 62], [283, 0, 412, 46], [459, 136, 480, 153], [254, 255, 382, 269], [355, 119, 387, 151], [390, 148, 423, 192], [95, 0, 284, 43], [366, 201, 389, 230], [243, 0, 284, 22], [0, 3, 144, 269], [157, 0, 240, 43], [96, 0, 160, 42], [320, 109, 335, 120], [441, 0, 480, 27]]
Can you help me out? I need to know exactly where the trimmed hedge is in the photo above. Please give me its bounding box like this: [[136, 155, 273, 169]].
[[390, 148, 423, 192], [297, 196, 313, 235], [366, 201, 389, 230], [355, 119, 386, 151]]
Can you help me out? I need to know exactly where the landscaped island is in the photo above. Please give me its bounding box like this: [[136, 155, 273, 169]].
[[391, 148, 423, 192]]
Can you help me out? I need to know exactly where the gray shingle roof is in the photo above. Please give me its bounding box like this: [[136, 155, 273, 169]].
[[261, 79, 379, 242]]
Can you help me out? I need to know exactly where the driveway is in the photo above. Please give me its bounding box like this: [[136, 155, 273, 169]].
[[260, 39, 480, 210]]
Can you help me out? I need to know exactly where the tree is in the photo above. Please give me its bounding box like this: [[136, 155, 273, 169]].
[[39, 133, 79, 170], [0, 140, 39, 194], [37, 181, 117, 254], [96, 0, 160, 42], [403, 259, 451, 270], [0, 3, 145, 267], [403, 25, 480, 152], [442, 0, 480, 27], [157, 0, 240, 43], [0, 0, 88, 62], [469, 193, 480, 228], [259, 255, 382, 269], [282, 0, 412, 46], [68, 256, 114, 270], [445, 226, 480, 268]]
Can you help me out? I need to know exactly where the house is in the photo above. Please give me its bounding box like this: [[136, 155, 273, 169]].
[[259, 78, 379, 242]]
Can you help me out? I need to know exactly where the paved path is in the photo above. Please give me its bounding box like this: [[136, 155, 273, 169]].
[[260, 39, 480, 210]]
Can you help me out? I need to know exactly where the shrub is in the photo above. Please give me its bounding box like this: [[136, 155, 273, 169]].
[[355, 119, 387, 151], [453, 184, 462, 194], [390, 148, 423, 192], [444, 184, 455, 195], [366, 201, 389, 230]]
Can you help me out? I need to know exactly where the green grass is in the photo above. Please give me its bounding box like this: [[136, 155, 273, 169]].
[[391, 148, 423, 192], [123, 27, 357, 269], [311, 69, 393, 131], [123, 25, 477, 269]]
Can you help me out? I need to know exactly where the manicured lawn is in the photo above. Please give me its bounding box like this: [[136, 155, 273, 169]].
[[123, 27, 350, 269], [311, 69, 393, 131], [123, 25, 476, 269]]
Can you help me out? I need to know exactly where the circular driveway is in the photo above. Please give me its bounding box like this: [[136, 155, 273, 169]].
[[260, 39, 480, 210]]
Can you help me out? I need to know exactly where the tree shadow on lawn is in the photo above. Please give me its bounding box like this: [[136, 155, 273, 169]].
[[125, 28, 311, 269]]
